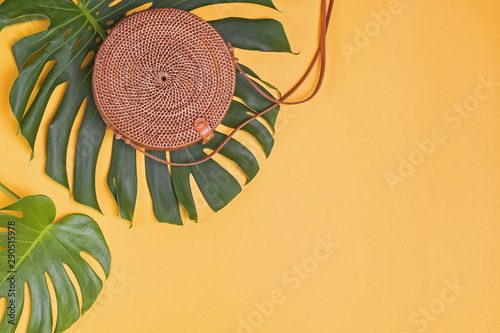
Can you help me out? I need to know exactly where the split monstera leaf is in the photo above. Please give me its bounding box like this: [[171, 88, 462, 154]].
[[0, 182, 111, 333], [0, 0, 293, 225]]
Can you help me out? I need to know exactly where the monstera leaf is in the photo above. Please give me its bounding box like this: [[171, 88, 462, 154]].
[[0, 183, 111, 332], [0, 0, 292, 224]]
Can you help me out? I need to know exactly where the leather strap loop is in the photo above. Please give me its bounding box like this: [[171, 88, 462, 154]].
[[194, 118, 215, 144]]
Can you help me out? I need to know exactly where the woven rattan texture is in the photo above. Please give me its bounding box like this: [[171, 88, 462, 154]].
[[92, 8, 236, 151]]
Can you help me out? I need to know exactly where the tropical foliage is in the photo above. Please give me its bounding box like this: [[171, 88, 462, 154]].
[[0, 0, 292, 224], [0, 185, 111, 333]]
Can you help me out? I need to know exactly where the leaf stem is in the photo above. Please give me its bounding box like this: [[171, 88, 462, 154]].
[[80, 6, 107, 39], [0, 182, 21, 200]]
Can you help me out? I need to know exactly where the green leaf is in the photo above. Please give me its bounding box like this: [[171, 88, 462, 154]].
[[221, 101, 275, 158], [235, 69, 280, 131], [145, 151, 183, 225], [73, 100, 107, 213], [161, 0, 276, 11], [210, 17, 292, 53], [171, 147, 242, 213], [170, 154, 198, 222], [204, 132, 260, 184], [173, 0, 278, 11], [86, 0, 277, 27], [237, 63, 280, 91], [0, 0, 288, 224], [0, 195, 111, 333], [46, 78, 94, 190], [107, 138, 138, 222]]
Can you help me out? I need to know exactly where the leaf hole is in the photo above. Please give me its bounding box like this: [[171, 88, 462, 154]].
[[63, 29, 71, 37], [247, 108, 275, 135], [0, 297, 6, 322], [0, 210, 23, 218], [109, 0, 123, 7], [166, 151, 172, 174], [25, 60, 57, 115], [17, 282, 32, 331], [106, 20, 114, 26], [81, 51, 95, 69], [45, 272, 58, 333], [70, 37, 84, 54], [65, 97, 88, 188], [187, 175, 212, 220], [63, 264, 83, 316], [125, 2, 153, 16], [80, 251, 107, 282], [23, 42, 51, 70], [203, 145, 248, 185]]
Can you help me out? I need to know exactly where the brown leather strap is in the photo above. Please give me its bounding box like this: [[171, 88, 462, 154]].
[[133, 0, 334, 166]]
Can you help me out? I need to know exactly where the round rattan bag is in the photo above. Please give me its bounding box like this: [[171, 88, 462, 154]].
[[92, 8, 236, 151]]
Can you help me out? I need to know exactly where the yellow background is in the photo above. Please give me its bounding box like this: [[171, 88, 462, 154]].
[[1, 0, 500, 332]]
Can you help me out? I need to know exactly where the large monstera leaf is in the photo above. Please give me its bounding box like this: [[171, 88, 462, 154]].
[[0, 0, 292, 224], [0, 193, 111, 332]]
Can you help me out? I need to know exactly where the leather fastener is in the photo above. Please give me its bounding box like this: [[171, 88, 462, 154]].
[[194, 118, 215, 144]]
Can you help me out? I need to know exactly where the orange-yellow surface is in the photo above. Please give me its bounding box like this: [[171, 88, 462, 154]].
[[0, 0, 499, 332]]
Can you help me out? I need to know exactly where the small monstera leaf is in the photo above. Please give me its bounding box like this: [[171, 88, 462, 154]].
[[0, 0, 292, 225], [0, 194, 111, 333]]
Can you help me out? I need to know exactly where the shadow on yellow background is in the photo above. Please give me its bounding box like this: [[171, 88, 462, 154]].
[[0, 0, 499, 332]]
